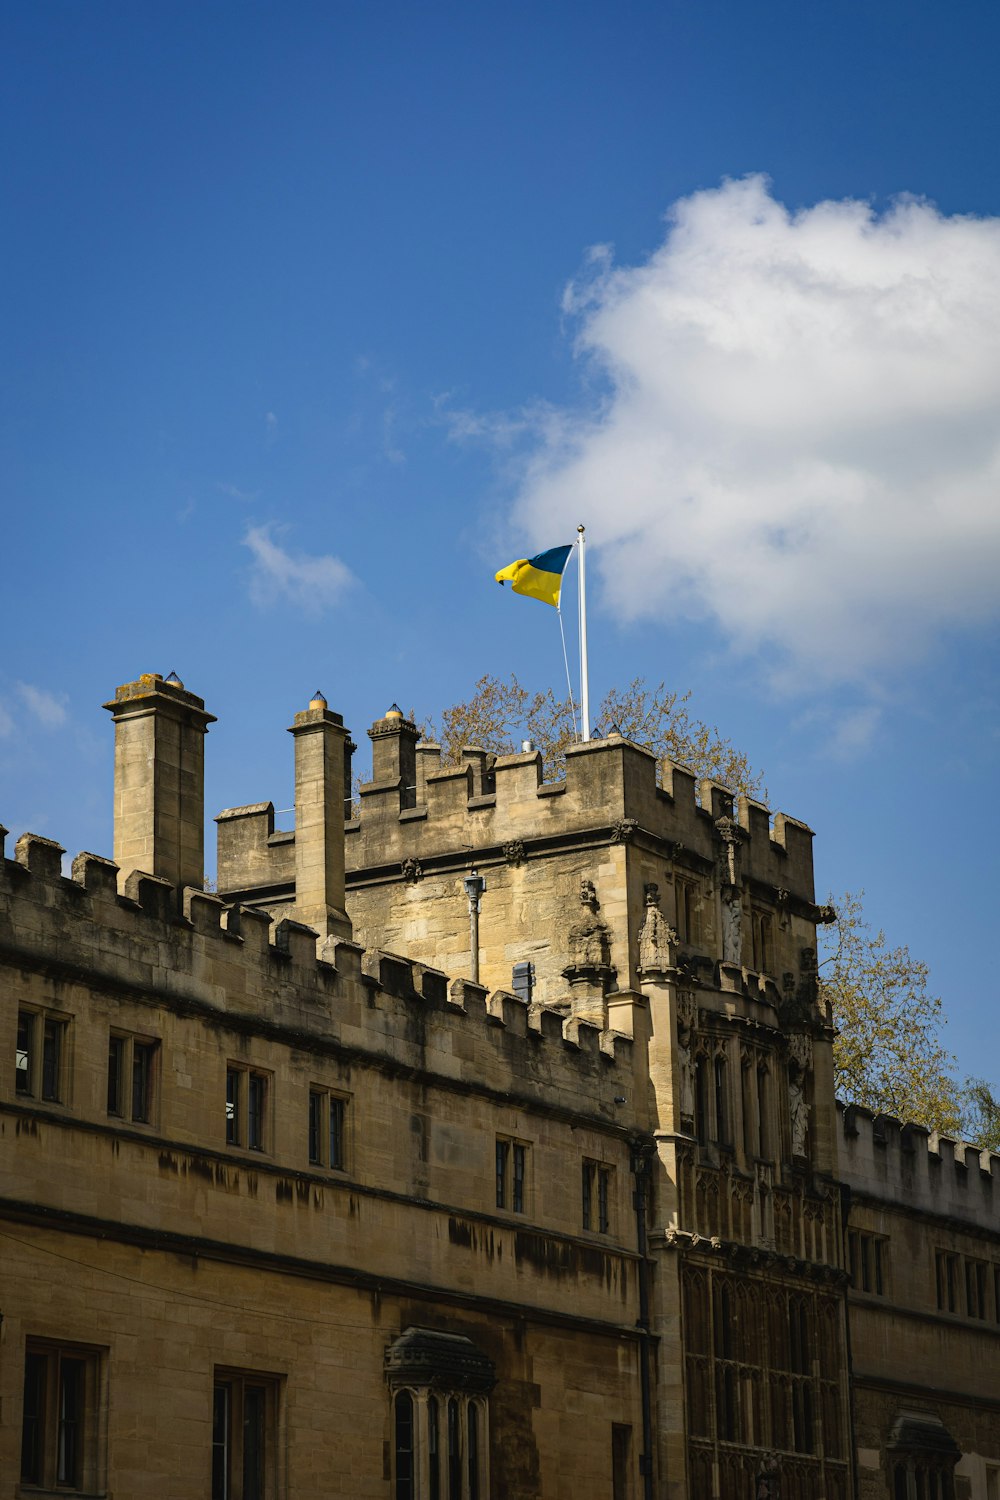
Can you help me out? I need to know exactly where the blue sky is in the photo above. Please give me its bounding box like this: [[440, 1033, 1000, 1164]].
[[3, 1, 999, 1093]]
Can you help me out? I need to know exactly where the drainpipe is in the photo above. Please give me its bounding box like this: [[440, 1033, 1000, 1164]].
[[630, 1135, 656, 1500]]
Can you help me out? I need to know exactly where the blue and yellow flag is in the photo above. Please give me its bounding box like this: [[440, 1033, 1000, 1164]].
[[495, 544, 573, 608]]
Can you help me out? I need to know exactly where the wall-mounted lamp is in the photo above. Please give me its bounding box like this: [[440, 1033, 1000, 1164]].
[[463, 869, 487, 982]]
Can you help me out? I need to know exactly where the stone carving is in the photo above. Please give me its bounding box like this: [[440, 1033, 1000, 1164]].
[[714, 814, 747, 887], [787, 1033, 813, 1158], [610, 817, 638, 845], [721, 891, 743, 965], [502, 839, 526, 867], [566, 880, 613, 972], [400, 857, 422, 884], [676, 987, 697, 1126], [637, 883, 677, 975]]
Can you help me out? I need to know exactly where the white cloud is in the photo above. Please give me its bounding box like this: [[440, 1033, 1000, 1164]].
[[218, 482, 259, 503], [17, 683, 68, 728], [506, 176, 1000, 686], [243, 524, 354, 614]]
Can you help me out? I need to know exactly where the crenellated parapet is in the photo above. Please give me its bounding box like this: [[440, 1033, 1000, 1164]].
[[1, 825, 644, 1123], [217, 717, 827, 1018], [342, 735, 818, 904], [838, 1100, 1000, 1228]]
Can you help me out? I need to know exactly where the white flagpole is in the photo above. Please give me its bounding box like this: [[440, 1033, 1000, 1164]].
[[577, 524, 590, 742]]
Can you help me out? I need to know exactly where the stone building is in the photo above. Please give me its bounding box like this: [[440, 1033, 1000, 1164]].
[[1, 672, 998, 1499]]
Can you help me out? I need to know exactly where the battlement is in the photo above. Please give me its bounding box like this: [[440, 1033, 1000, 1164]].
[[0, 824, 642, 1121], [838, 1101, 1000, 1231], [219, 727, 817, 910]]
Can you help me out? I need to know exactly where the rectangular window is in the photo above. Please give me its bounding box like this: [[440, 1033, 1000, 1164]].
[[612, 1423, 633, 1500], [935, 1250, 959, 1313], [16, 1008, 68, 1102], [226, 1066, 269, 1152], [964, 1257, 988, 1319], [107, 1032, 158, 1123], [308, 1087, 348, 1170], [847, 1230, 887, 1295], [213, 1371, 279, 1500], [582, 1160, 613, 1234], [20, 1340, 103, 1492], [496, 1136, 528, 1213], [675, 877, 703, 946], [752, 909, 774, 973]]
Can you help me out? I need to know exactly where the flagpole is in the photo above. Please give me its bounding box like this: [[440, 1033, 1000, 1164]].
[[577, 524, 590, 742]]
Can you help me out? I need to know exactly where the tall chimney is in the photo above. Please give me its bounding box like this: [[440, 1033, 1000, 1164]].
[[367, 704, 419, 812], [290, 692, 352, 943], [104, 673, 216, 898]]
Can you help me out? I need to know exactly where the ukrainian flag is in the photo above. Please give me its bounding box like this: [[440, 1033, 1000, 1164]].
[[495, 544, 573, 608]]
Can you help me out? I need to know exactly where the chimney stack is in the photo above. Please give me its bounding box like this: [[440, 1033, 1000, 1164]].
[[290, 692, 352, 943], [104, 673, 216, 900], [367, 704, 419, 812]]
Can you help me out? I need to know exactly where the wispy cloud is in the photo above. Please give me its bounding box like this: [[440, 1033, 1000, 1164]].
[[491, 176, 1000, 689], [17, 682, 68, 728], [218, 482, 259, 503], [243, 524, 354, 614], [437, 394, 560, 450], [382, 405, 405, 465]]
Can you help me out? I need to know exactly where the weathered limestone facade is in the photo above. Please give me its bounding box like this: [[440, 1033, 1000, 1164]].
[[839, 1105, 1000, 1500], [2, 675, 998, 1499]]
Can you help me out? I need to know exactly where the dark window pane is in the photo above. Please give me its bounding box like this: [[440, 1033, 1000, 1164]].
[[582, 1163, 594, 1230], [42, 1020, 62, 1101], [21, 1351, 47, 1483], [329, 1096, 345, 1170], [395, 1390, 414, 1500], [132, 1042, 154, 1123], [757, 1066, 769, 1158], [513, 1144, 525, 1213], [598, 1167, 610, 1234], [226, 1069, 240, 1145], [495, 1140, 509, 1209], [243, 1385, 265, 1500], [308, 1091, 322, 1164], [247, 1075, 266, 1151], [428, 1395, 440, 1500], [448, 1398, 461, 1500], [17, 1012, 35, 1095], [612, 1423, 632, 1500], [695, 1056, 709, 1143], [108, 1035, 125, 1115], [714, 1056, 729, 1145], [57, 1356, 84, 1486], [212, 1383, 230, 1500], [468, 1401, 479, 1500]]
